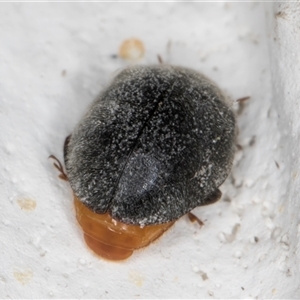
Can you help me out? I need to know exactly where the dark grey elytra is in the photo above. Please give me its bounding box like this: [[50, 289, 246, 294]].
[[64, 65, 236, 226]]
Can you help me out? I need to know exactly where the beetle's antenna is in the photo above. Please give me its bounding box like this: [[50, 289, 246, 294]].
[[49, 155, 68, 181]]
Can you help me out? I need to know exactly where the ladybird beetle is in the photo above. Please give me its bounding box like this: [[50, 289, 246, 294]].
[[52, 65, 236, 260]]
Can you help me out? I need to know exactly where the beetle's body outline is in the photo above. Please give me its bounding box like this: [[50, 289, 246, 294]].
[[50, 65, 237, 260], [64, 65, 236, 227]]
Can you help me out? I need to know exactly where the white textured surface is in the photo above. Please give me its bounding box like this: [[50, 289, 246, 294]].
[[0, 2, 299, 298]]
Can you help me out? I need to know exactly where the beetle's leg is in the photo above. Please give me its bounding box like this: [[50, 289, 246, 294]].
[[49, 155, 68, 181], [236, 96, 250, 103], [63, 134, 71, 161], [157, 54, 164, 64], [236, 96, 250, 116], [202, 189, 222, 206], [187, 212, 204, 227], [188, 189, 223, 227]]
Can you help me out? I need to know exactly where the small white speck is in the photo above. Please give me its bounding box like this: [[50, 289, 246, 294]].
[[258, 253, 266, 262], [5, 143, 15, 154], [234, 250, 243, 258], [280, 233, 289, 250], [192, 266, 199, 273], [208, 290, 214, 296], [215, 283, 221, 288], [79, 258, 86, 266], [245, 179, 254, 188], [44, 267, 50, 272], [234, 204, 244, 215], [280, 233, 289, 244], [271, 227, 281, 239], [280, 243, 289, 251], [278, 261, 288, 272], [277, 254, 288, 272], [2, 219, 9, 226], [252, 197, 261, 204], [261, 201, 274, 217], [218, 232, 226, 243], [250, 236, 258, 244], [265, 218, 275, 230], [39, 249, 47, 257]]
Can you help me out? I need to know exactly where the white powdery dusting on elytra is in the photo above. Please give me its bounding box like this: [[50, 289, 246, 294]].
[[0, 2, 299, 299], [66, 65, 235, 225]]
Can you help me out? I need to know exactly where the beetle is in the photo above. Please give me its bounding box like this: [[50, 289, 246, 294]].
[[51, 65, 236, 260]]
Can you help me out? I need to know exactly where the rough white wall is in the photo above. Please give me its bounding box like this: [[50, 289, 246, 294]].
[[0, 2, 299, 298], [268, 1, 300, 295]]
